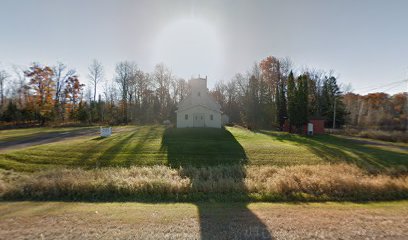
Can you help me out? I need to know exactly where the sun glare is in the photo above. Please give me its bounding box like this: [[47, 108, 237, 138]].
[[153, 18, 224, 79]]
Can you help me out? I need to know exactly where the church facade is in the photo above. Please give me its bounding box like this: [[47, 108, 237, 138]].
[[176, 76, 222, 128]]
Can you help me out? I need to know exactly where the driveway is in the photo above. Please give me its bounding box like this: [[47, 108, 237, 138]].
[[0, 128, 99, 152], [334, 135, 408, 152]]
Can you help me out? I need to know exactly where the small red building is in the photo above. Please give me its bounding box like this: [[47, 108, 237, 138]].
[[282, 117, 325, 135]]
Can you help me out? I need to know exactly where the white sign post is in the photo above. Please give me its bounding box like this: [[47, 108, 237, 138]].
[[307, 123, 313, 136], [100, 127, 112, 137]]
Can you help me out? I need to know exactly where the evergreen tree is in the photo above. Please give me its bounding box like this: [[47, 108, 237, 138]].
[[287, 71, 296, 130], [2, 101, 20, 122], [246, 75, 260, 129], [276, 79, 287, 129], [321, 76, 346, 127], [287, 73, 310, 133], [76, 102, 90, 123], [297, 75, 309, 129], [303, 76, 309, 122]]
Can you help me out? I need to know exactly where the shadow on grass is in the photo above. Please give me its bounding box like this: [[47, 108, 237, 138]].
[[96, 132, 138, 167], [161, 127, 272, 239], [125, 126, 163, 166], [91, 136, 105, 141], [258, 130, 408, 171], [160, 127, 247, 167], [74, 125, 166, 168]]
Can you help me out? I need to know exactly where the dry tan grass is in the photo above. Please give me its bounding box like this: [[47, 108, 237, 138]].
[[1, 164, 407, 201], [2, 201, 408, 240], [245, 164, 408, 200]]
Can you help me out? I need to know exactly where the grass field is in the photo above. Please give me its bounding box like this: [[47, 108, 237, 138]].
[[0, 125, 406, 172], [1, 201, 408, 239], [1, 125, 407, 202]]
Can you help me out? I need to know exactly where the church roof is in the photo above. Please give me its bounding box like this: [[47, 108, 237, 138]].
[[176, 93, 221, 113]]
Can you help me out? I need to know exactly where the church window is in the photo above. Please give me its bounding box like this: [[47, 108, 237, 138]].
[[185, 114, 188, 120], [210, 114, 213, 120]]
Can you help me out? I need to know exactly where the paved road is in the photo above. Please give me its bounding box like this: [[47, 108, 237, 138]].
[[0, 128, 99, 152]]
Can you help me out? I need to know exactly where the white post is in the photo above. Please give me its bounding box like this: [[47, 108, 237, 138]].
[[100, 126, 112, 137]]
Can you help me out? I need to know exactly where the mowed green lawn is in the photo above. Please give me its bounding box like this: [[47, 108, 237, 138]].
[[0, 125, 406, 171]]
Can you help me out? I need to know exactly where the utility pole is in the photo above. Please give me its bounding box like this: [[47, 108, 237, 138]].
[[405, 67, 408, 133], [332, 96, 336, 129], [405, 79, 408, 133]]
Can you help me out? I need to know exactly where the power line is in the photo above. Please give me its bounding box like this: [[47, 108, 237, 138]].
[[382, 83, 406, 93], [355, 79, 405, 91], [354, 79, 407, 93]]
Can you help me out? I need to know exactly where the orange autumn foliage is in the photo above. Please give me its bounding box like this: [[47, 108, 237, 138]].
[[24, 64, 55, 122]]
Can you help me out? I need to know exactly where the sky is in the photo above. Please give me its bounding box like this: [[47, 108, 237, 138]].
[[1, 0, 407, 95]]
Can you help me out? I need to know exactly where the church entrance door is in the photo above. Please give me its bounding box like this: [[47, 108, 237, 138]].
[[193, 113, 205, 127]]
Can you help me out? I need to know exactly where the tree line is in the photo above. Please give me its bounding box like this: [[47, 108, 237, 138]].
[[343, 92, 407, 131], [2, 56, 404, 132], [211, 56, 346, 131], [0, 61, 190, 126]]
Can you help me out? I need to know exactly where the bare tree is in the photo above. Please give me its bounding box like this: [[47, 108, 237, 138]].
[[101, 78, 118, 123], [172, 78, 188, 103], [52, 62, 76, 121], [153, 63, 172, 120], [11, 65, 28, 109], [88, 59, 104, 102], [0, 69, 10, 107], [53, 62, 76, 103], [279, 57, 293, 79], [115, 61, 137, 123], [134, 70, 150, 107]]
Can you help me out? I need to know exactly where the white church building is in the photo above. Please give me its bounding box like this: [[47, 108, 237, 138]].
[[176, 76, 222, 128]]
